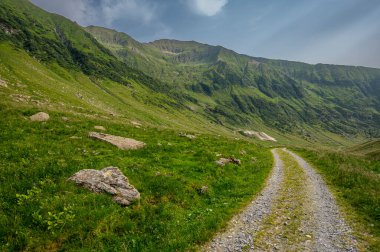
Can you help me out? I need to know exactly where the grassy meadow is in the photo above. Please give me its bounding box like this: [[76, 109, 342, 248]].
[[0, 104, 273, 251]]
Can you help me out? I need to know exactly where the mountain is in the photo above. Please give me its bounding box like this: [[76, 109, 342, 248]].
[[0, 0, 227, 135], [0, 0, 379, 143], [86, 26, 380, 138]]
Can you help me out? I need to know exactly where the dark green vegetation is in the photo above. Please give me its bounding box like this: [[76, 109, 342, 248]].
[[0, 106, 272, 251], [0, 0, 379, 251], [295, 148, 380, 250]]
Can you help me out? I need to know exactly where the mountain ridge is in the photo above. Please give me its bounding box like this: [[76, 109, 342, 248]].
[[85, 25, 380, 137], [0, 0, 379, 141]]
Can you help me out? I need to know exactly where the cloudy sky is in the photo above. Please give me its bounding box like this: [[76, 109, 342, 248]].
[[31, 0, 380, 68]]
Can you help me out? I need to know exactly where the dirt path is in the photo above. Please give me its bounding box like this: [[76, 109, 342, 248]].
[[204, 148, 357, 252]]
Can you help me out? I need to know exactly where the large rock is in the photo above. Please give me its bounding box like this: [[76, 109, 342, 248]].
[[89, 132, 145, 150], [30, 112, 50, 122], [69, 167, 140, 206]]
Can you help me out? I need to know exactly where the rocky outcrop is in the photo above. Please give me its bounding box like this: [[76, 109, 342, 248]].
[[69, 167, 140, 206], [240, 130, 277, 142], [89, 132, 145, 150], [30, 112, 50, 122]]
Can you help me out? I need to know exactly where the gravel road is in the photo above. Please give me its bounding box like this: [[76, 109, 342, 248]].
[[204, 148, 357, 252], [285, 149, 357, 251]]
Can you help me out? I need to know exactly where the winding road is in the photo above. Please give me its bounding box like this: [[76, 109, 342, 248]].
[[204, 148, 357, 252]]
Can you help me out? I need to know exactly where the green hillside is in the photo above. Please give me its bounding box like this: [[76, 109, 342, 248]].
[[86, 26, 380, 139], [347, 139, 380, 160], [0, 0, 379, 250]]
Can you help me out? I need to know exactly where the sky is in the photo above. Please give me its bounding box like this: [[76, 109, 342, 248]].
[[31, 0, 380, 68]]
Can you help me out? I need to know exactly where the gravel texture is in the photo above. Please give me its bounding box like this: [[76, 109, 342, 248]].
[[285, 149, 357, 251], [204, 149, 357, 252]]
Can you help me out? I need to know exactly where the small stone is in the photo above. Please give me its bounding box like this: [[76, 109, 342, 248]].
[[30, 112, 49, 122], [306, 234, 312, 239], [197, 186, 209, 195], [179, 133, 196, 139], [131, 121, 142, 127], [216, 157, 241, 166], [0, 79, 8, 88], [94, 125, 106, 131], [62, 117, 69, 121]]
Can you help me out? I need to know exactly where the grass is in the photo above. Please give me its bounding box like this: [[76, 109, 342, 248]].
[[294, 148, 380, 251], [0, 105, 273, 251]]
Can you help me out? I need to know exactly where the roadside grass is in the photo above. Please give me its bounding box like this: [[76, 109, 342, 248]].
[[0, 105, 272, 251], [294, 148, 380, 251]]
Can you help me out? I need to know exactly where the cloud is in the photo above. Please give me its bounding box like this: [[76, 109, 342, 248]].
[[31, 0, 157, 26], [187, 0, 228, 16], [100, 0, 156, 25]]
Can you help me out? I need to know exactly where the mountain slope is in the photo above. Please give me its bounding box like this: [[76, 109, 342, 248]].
[[0, 0, 236, 136], [86, 26, 380, 138]]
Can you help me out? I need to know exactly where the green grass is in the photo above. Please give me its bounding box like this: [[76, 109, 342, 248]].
[[294, 148, 380, 250], [347, 139, 380, 160], [0, 105, 272, 251]]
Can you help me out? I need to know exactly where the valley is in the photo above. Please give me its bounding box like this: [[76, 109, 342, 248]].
[[0, 0, 379, 251]]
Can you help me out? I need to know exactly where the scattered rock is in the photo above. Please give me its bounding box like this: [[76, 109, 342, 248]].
[[62, 117, 69, 121], [94, 125, 106, 131], [30, 112, 50, 122], [131, 121, 142, 128], [88, 132, 145, 150], [11, 94, 31, 103], [240, 130, 277, 142], [0, 79, 8, 88], [197, 186, 209, 195], [76, 93, 83, 99], [240, 150, 247, 155], [216, 157, 241, 166], [69, 167, 140, 206], [179, 133, 196, 139]]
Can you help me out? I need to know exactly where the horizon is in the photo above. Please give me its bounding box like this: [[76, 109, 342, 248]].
[[31, 0, 380, 68]]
